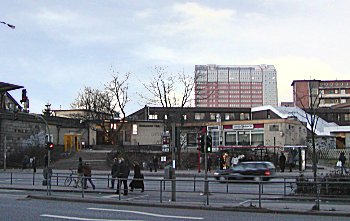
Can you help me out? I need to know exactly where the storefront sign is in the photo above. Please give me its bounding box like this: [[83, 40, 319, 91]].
[[232, 124, 254, 130]]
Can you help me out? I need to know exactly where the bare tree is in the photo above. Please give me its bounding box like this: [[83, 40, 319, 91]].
[[292, 81, 322, 179], [139, 66, 195, 167], [71, 70, 130, 145]]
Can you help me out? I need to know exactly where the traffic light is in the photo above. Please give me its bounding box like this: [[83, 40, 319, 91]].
[[20, 89, 27, 103], [206, 135, 212, 153], [46, 142, 54, 150], [200, 135, 205, 153]]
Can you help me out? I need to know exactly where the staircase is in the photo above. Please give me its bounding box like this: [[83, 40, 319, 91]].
[[51, 148, 113, 171]]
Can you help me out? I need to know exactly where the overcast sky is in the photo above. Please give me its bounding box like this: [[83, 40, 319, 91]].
[[1, 0, 350, 114]]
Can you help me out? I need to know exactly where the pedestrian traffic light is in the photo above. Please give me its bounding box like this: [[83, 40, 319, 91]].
[[46, 142, 54, 150], [206, 135, 212, 153]]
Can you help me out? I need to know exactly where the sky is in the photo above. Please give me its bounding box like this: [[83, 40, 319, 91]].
[[1, 0, 350, 115]]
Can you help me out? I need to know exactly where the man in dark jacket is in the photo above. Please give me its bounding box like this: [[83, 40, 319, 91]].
[[279, 153, 286, 172], [116, 157, 129, 195], [339, 152, 348, 175], [110, 158, 118, 189]]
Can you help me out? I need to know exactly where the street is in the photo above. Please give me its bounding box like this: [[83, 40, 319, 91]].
[[0, 190, 348, 221]]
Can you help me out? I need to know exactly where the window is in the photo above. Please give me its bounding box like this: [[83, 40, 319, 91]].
[[132, 124, 138, 135], [269, 125, 279, 131], [210, 113, 217, 120], [187, 133, 198, 146], [195, 113, 205, 120], [238, 131, 250, 146], [225, 113, 235, 120], [225, 132, 236, 145], [251, 132, 264, 146], [149, 114, 158, 120]]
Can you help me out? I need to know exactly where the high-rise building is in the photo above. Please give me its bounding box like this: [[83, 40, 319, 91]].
[[194, 64, 278, 108], [292, 80, 350, 108]]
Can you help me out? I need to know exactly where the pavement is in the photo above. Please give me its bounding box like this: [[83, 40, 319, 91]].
[[1, 165, 350, 217]]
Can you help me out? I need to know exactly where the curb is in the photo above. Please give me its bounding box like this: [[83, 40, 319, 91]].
[[27, 194, 350, 217]]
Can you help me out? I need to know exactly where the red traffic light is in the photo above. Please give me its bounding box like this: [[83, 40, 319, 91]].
[[46, 142, 54, 150]]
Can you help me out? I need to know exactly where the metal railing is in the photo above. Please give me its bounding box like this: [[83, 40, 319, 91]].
[[0, 170, 349, 210]]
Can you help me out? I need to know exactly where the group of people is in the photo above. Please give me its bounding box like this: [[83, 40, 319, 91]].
[[77, 156, 145, 193]]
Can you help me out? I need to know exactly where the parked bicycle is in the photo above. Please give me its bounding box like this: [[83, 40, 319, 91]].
[[64, 168, 81, 188]]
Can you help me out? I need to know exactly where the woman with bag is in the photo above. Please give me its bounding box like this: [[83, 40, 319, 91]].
[[129, 163, 144, 192]]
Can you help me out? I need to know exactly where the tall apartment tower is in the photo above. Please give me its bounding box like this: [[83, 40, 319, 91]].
[[194, 64, 278, 108]]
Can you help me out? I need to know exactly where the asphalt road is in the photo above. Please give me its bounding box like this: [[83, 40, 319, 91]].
[[0, 190, 348, 221]]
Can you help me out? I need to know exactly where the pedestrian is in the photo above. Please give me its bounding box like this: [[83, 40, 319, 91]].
[[231, 154, 239, 168], [32, 157, 37, 173], [129, 163, 144, 192], [83, 162, 95, 190], [279, 153, 286, 172], [207, 156, 212, 172], [339, 151, 348, 175], [152, 156, 159, 172], [110, 157, 118, 189], [76, 157, 83, 188], [116, 157, 130, 195]]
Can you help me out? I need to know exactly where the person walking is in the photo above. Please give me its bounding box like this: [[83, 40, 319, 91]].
[[339, 151, 348, 175], [279, 153, 286, 172], [76, 157, 84, 188], [110, 158, 118, 189], [129, 163, 144, 192], [207, 156, 212, 172], [152, 156, 159, 172], [83, 162, 95, 190], [116, 157, 129, 195]]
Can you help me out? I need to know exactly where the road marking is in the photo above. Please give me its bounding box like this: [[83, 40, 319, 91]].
[[101, 194, 149, 200], [41, 214, 142, 221], [88, 208, 204, 220]]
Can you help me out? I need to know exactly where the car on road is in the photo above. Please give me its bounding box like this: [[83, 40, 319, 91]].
[[213, 161, 276, 182]]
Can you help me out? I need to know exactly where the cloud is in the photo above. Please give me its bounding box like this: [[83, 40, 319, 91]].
[[254, 56, 337, 103]]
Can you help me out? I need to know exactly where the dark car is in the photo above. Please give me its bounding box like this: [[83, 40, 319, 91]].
[[213, 161, 276, 181]]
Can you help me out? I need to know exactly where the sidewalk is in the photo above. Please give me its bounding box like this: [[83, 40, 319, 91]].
[[1, 166, 350, 217]]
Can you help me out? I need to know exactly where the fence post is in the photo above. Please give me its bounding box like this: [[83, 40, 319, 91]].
[[81, 176, 85, 198], [10, 172, 13, 185], [193, 175, 196, 192], [206, 179, 209, 206], [32, 172, 35, 186], [258, 180, 262, 208], [160, 179, 163, 203]]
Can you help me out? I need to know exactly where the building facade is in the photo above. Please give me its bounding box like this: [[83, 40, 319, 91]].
[[194, 64, 278, 108], [292, 80, 350, 108]]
